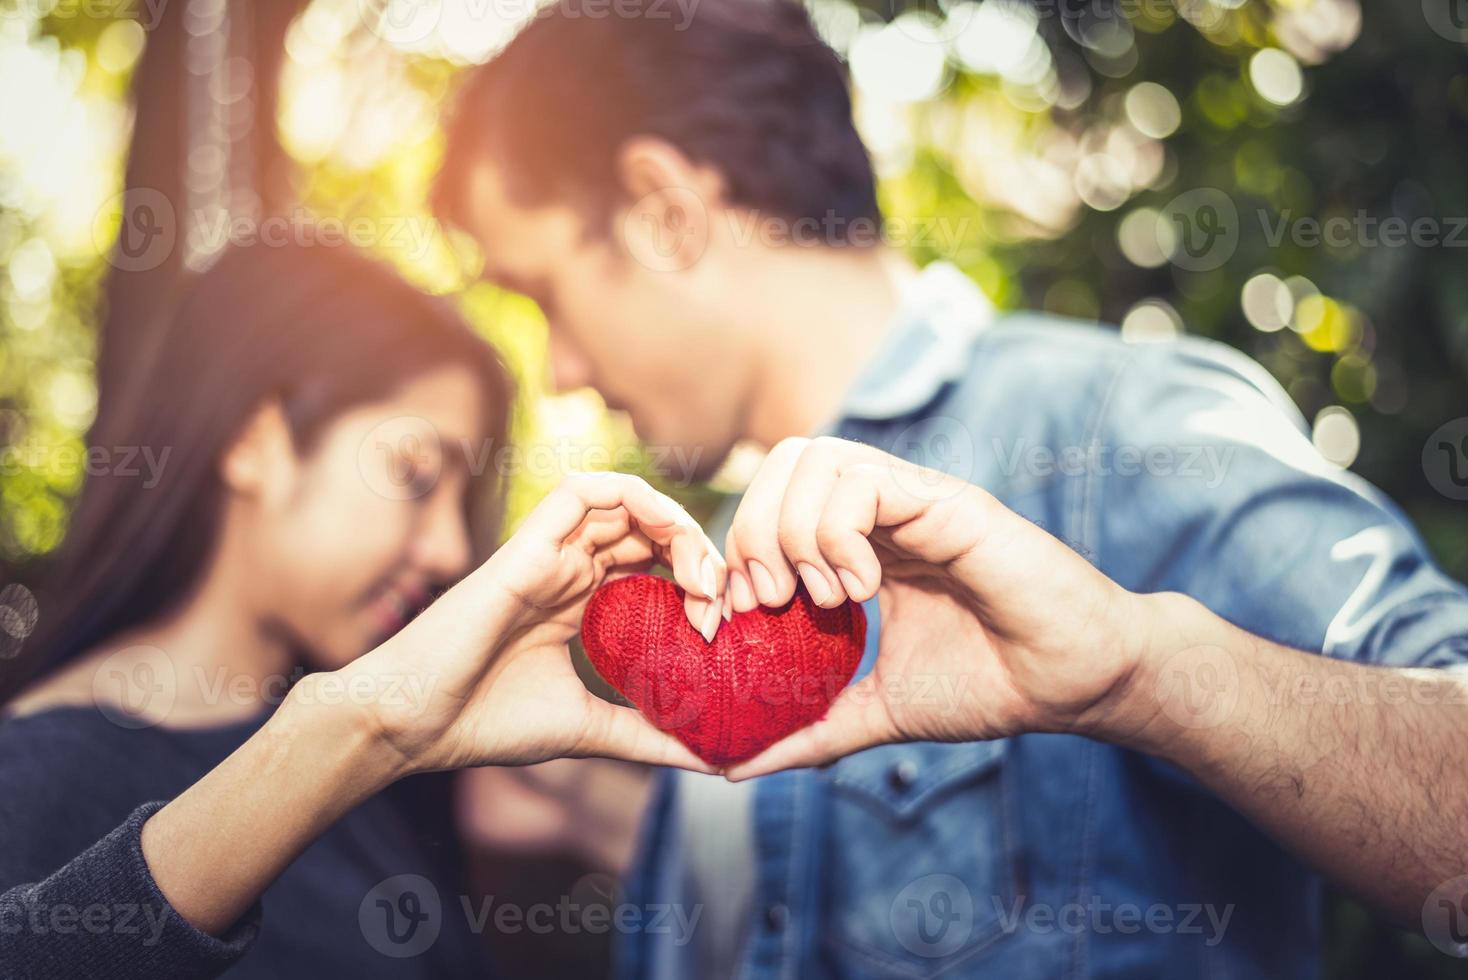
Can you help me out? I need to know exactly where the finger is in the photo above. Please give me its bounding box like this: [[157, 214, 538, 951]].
[[582, 513, 726, 641], [723, 674, 896, 779], [571, 507, 634, 552], [528, 473, 726, 627], [523, 472, 682, 542], [575, 500, 726, 618], [653, 521, 724, 603], [724, 437, 808, 611], [593, 532, 657, 574], [576, 701, 720, 774], [643, 526, 726, 641], [775, 438, 847, 608], [812, 466, 887, 602]]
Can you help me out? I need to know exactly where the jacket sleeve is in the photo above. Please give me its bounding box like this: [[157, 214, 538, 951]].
[[1093, 338, 1468, 670], [0, 801, 261, 980]]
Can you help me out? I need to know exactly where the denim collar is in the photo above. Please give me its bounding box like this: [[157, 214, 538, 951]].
[[832, 261, 995, 424]]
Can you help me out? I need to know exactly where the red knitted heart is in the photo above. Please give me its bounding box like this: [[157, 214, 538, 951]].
[[581, 573, 866, 767]]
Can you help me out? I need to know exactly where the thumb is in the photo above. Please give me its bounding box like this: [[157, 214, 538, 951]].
[[723, 674, 898, 780], [576, 701, 721, 775]]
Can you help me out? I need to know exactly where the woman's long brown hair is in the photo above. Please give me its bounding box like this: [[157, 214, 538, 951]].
[[4, 240, 513, 702]]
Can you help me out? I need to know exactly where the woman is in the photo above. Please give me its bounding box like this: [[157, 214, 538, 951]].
[[0, 241, 727, 979]]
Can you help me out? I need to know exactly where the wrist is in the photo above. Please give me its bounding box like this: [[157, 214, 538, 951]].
[[276, 670, 414, 793], [1070, 589, 1200, 753]]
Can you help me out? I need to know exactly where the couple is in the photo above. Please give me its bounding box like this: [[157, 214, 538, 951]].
[[4, 0, 1468, 977]]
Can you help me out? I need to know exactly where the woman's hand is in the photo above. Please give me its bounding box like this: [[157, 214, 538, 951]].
[[336, 472, 728, 777], [140, 472, 726, 940], [721, 437, 1144, 779]]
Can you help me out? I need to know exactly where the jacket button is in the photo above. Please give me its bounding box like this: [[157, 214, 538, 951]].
[[764, 904, 789, 931], [888, 759, 919, 791]]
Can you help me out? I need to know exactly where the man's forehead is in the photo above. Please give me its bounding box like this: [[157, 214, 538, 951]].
[[461, 161, 572, 271]]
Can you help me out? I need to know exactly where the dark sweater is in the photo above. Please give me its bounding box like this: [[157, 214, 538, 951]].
[[0, 705, 496, 979]]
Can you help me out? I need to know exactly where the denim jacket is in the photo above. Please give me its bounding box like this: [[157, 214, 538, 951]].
[[619, 264, 1468, 979]]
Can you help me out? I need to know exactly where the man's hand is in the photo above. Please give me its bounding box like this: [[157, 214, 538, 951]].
[[721, 438, 1468, 930], [722, 436, 1144, 778]]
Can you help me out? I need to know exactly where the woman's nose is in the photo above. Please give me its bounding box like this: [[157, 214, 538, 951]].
[[416, 494, 474, 582]]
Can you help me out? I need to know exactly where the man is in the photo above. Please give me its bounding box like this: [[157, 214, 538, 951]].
[[432, 0, 1468, 975]]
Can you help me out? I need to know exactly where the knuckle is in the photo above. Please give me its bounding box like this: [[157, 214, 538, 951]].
[[809, 435, 844, 457], [769, 436, 810, 463], [813, 519, 849, 557], [775, 521, 815, 562], [727, 516, 767, 556]]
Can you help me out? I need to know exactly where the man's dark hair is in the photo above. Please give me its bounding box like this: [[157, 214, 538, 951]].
[[434, 0, 882, 242]]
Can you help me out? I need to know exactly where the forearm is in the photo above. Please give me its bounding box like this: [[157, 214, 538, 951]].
[[140, 678, 405, 936], [0, 803, 257, 980], [1099, 591, 1468, 923]]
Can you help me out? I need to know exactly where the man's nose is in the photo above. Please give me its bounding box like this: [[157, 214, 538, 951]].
[[547, 330, 595, 393]]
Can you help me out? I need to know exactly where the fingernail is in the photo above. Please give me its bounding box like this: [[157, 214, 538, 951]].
[[722, 598, 733, 622], [699, 555, 717, 600], [836, 568, 864, 600], [797, 562, 831, 605], [728, 570, 755, 612], [700, 600, 721, 643], [747, 560, 778, 606]]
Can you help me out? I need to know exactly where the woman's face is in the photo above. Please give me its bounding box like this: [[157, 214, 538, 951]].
[[246, 362, 493, 668]]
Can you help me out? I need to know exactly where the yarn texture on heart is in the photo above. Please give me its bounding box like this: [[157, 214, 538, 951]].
[[580, 573, 867, 766]]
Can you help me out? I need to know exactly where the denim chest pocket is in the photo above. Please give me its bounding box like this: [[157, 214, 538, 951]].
[[820, 738, 1018, 977]]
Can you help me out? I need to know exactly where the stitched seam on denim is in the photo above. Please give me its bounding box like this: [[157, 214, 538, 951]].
[[829, 744, 1004, 816], [823, 754, 1018, 974], [780, 773, 802, 980], [1068, 739, 1100, 980], [1073, 350, 1134, 570]]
